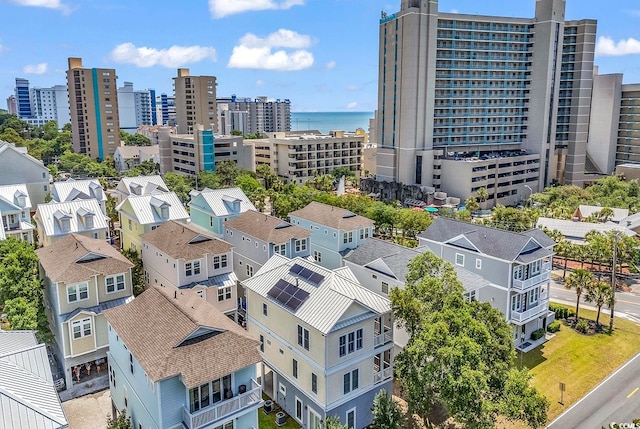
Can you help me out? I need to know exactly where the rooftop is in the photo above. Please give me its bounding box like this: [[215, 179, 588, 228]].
[[35, 199, 109, 237], [189, 187, 256, 217], [289, 201, 374, 231], [0, 184, 31, 212], [575, 205, 630, 223], [116, 175, 169, 197], [115, 192, 189, 225], [225, 210, 310, 244], [537, 217, 635, 242], [141, 220, 232, 260], [50, 179, 105, 203]]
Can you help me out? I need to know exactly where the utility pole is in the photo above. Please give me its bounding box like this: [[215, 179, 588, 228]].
[[610, 232, 619, 332]]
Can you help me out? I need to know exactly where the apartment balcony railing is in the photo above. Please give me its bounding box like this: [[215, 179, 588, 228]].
[[374, 330, 392, 348], [510, 300, 549, 324], [182, 379, 262, 429], [512, 270, 550, 291], [373, 367, 393, 385]]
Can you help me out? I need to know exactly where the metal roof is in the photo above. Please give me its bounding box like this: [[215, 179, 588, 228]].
[[242, 255, 390, 334], [51, 179, 105, 204], [116, 175, 169, 197], [536, 217, 635, 242], [0, 184, 32, 212], [34, 199, 109, 238], [116, 192, 189, 225], [180, 272, 238, 290], [189, 187, 256, 217], [577, 205, 629, 223], [58, 296, 133, 323]]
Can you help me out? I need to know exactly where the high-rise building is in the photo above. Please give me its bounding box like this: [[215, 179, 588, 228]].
[[117, 82, 153, 132], [14, 78, 33, 118], [6, 95, 17, 115], [217, 95, 291, 135], [156, 93, 176, 126], [149, 89, 157, 125], [28, 85, 70, 128], [376, 0, 596, 206], [66, 57, 121, 159], [173, 68, 217, 134], [134, 89, 153, 126]]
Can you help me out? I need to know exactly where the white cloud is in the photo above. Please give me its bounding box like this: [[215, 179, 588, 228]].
[[110, 43, 216, 68], [595, 36, 640, 56], [347, 102, 358, 109], [23, 63, 48, 74], [209, 0, 304, 18], [228, 29, 314, 71], [326, 61, 336, 70], [8, 0, 70, 12], [256, 79, 265, 86]]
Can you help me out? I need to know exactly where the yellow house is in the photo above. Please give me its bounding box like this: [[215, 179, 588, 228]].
[[37, 233, 134, 392]]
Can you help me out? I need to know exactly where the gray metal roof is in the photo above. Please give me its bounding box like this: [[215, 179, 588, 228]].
[[0, 331, 68, 429], [180, 272, 238, 290], [536, 217, 635, 242], [242, 255, 390, 334], [58, 296, 133, 324], [189, 187, 256, 217], [577, 205, 629, 223], [116, 175, 168, 197]]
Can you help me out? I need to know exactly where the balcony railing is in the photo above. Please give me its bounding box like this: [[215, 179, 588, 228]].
[[373, 367, 393, 384], [511, 301, 549, 324], [374, 330, 392, 348], [512, 270, 550, 291], [182, 379, 262, 429]]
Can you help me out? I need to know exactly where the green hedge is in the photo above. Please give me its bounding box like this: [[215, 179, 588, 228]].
[[548, 321, 561, 333], [549, 304, 570, 320], [530, 328, 546, 340]]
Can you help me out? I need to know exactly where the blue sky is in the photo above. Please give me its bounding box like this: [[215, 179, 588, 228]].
[[1, 0, 640, 112]]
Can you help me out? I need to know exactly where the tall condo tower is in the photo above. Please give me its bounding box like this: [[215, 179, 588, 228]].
[[173, 68, 217, 134]]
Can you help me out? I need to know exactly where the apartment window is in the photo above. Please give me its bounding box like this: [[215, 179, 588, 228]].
[[339, 328, 363, 357], [381, 282, 389, 294], [260, 334, 264, 352], [359, 228, 370, 240], [67, 283, 89, 303], [218, 286, 232, 302], [346, 409, 356, 429], [188, 375, 231, 413], [295, 239, 307, 252], [297, 325, 310, 350], [129, 353, 134, 374], [296, 397, 303, 420], [530, 288, 539, 304], [311, 373, 318, 394], [106, 274, 126, 293], [292, 359, 298, 378], [128, 219, 132, 230], [313, 250, 322, 263], [71, 318, 92, 339], [531, 260, 542, 275], [185, 262, 193, 277], [455, 253, 465, 266], [343, 231, 354, 244], [263, 302, 268, 316], [356, 328, 363, 349], [246, 264, 253, 277], [194, 261, 201, 275], [343, 369, 359, 394], [513, 265, 524, 280], [274, 244, 286, 255], [476, 259, 482, 270], [213, 255, 228, 270]]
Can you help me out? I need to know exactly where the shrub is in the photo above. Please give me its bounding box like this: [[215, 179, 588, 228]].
[[530, 328, 546, 340], [567, 309, 576, 318], [576, 319, 589, 334], [547, 321, 561, 333]]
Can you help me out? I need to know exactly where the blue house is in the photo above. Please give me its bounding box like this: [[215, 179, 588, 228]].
[[189, 187, 256, 238], [104, 286, 262, 429], [288, 202, 374, 269]]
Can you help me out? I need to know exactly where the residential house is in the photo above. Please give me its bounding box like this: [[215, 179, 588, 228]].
[[116, 192, 189, 255], [50, 178, 107, 215], [620, 211, 640, 235], [0, 141, 50, 206], [0, 184, 35, 243], [141, 220, 238, 319], [223, 210, 310, 281], [189, 187, 256, 238], [114, 175, 169, 204], [104, 286, 262, 429], [418, 217, 556, 350], [34, 199, 109, 247], [537, 217, 635, 244], [343, 238, 490, 351], [0, 330, 69, 429], [36, 234, 134, 391], [113, 145, 160, 173], [288, 202, 374, 269], [572, 205, 629, 223], [243, 255, 393, 429]]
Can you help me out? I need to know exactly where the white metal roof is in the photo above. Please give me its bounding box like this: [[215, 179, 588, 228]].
[[116, 192, 189, 225], [0, 184, 32, 212], [242, 255, 390, 334], [51, 179, 105, 204], [35, 199, 109, 238], [116, 175, 168, 197], [537, 217, 635, 242], [189, 187, 256, 217], [577, 205, 629, 223]]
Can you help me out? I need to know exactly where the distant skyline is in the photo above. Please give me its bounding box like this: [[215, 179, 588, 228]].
[[2, 0, 640, 112]]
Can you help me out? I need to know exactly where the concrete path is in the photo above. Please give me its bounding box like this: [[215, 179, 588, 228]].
[[62, 389, 112, 429]]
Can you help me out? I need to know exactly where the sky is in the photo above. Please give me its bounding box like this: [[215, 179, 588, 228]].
[[2, 0, 640, 112]]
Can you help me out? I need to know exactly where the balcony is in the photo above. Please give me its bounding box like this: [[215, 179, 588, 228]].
[[182, 379, 262, 429], [512, 270, 550, 291], [511, 300, 549, 325], [374, 330, 392, 348], [373, 367, 393, 384]]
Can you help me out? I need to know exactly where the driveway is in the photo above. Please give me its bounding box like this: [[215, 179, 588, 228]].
[[62, 389, 112, 429]]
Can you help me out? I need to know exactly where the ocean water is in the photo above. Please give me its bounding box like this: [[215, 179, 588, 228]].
[[291, 112, 374, 134]]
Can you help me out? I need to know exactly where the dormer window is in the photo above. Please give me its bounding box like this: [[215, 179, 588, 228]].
[[161, 206, 169, 219], [77, 207, 95, 230], [53, 210, 72, 232]]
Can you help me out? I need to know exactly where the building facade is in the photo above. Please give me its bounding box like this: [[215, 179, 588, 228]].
[[34, 199, 110, 247], [217, 95, 291, 135], [0, 184, 35, 243], [66, 57, 121, 160], [156, 93, 176, 126], [375, 0, 596, 201], [189, 187, 256, 238], [118, 82, 154, 132], [50, 179, 107, 215], [15, 77, 32, 118], [173, 68, 217, 134], [0, 141, 50, 205]]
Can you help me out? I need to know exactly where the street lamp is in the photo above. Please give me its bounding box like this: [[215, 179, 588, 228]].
[[524, 184, 533, 208]]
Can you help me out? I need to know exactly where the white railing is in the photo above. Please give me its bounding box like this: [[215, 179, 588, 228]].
[[513, 270, 550, 291], [373, 367, 393, 384], [183, 379, 262, 429], [542, 261, 552, 271], [374, 330, 392, 348], [511, 301, 549, 324]]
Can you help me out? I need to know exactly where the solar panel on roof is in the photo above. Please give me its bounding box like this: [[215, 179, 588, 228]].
[[290, 264, 304, 275], [267, 279, 310, 312], [308, 272, 325, 285]]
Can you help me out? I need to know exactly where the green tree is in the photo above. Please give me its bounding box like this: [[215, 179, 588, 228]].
[[120, 130, 151, 146], [42, 120, 59, 140], [0, 238, 41, 303], [331, 166, 355, 179], [500, 368, 550, 429], [306, 174, 335, 192], [107, 410, 132, 429], [234, 174, 263, 200], [486, 205, 537, 232], [371, 389, 405, 429], [585, 281, 612, 326], [395, 208, 432, 242], [366, 202, 396, 238], [4, 297, 38, 330], [163, 173, 194, 204], [0, 127, 25, 145], [565, 269, 594, 322], [121, 249, 145, 296], [256, 164, 281, 191], [324, 416, 349, 429], [464, 196, 479, 212], [477, 187, 489, 208], [215, 160, 242, 187], [127, 160, 159, 177], [231, 129, 243, 136]]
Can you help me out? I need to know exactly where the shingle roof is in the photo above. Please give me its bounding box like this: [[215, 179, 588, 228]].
[[0, 184, 32, 212], [34, 199, 109, 238], [36, 233, 133, 284], [225, 210, 310, 244], [189, 187, 256, 217], [242, 255, 390, 334], [141, 220, 231, 260], [577, 205, 629, 222], [104, 286, 260, 389], [536, 217, 635, 242], [51, 179, 105, 204], [419, 217, 554, 262], [288, 201, 374, 231], [0, 331, 68, 429], [116, 192, 189, 225], [116, 175, 168, 197]]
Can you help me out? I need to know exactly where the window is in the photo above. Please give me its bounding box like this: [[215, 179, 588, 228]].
[[359, 228, 370, 240], [381, 282, 389, 294], [343, 369, 359, 394], [128, 219, 132, 230], [311, 373, 318, 394], [292, 359, 298, 378], [260, 334, 264, 352], [129, 353, 134, 374], [210, 216, 214, 227], [531, 260, 542, 275], [339, 328, 363, 357], [297, 325, 310, 350], [313, 250, 322, 263], [196, 290, 205, 298], [106, 274, 125, 293], [274, 244, 286, 255], [513, 265, 523, 280], [185, 262, 193, 277], [295, 397, 303, 420], [356, 329, 363, 349], [218, 286, 232, 302], [194, 261, 201, 275], [455, 253, 465, 266], [263, 302, 268, 316], [476, 259, 482, 270], [346, 408, 356, 429], [343, 231, 354, 244], [530, 288, 539, 304], [295, 239, 307, 253], [511, 294, 522, 312], [67, 283, 89, 303], [71, 318, 92, 339], [213, 255, 228, 270], [246, 264, 253, 277]]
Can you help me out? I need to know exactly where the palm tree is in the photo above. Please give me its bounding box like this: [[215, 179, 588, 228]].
[[554, 238, 572, 279], [477, 187, 489, 209], [585, 281, 612, 326], [565, 269, 594, 322]]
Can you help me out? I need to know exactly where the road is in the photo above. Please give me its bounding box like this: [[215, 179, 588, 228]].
[[546, 353, 640, 428]]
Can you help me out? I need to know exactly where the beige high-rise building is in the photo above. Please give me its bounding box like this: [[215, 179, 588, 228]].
[[173, 68, 217, 134], [66, 57, 120, 160]]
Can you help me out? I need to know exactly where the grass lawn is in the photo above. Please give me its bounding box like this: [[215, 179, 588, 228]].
[[258, 393, 300, 429], [522, 306, 640, 423]]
